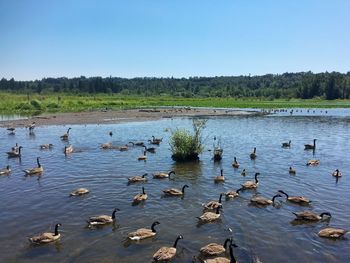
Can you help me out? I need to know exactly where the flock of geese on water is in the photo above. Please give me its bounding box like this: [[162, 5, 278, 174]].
[[1, 122, 348, 263]]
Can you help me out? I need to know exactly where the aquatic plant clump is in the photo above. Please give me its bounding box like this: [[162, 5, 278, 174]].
[[170, 119, 206, 161]]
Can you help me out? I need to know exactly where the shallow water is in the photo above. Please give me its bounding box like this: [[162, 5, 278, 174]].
[[1, 114, 350, 263]]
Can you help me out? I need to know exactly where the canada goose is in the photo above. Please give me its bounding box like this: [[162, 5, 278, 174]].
[[250, 194, 282, 206], [332, 169, 342, 177], [28, 122, 36, 132], [240, 169, 246, 176], [133, 187, 148, 203], [138, 151, 147, 161], [64, 145, 74, 154], [200, 238, 232, 256], [307, 159, 320, 166], [40, 144, 53, 150], [289, 167, 296, 174], [100, 142, 112, 149], [152, 136, 163, 143], [225, 188, 243, 199], [60, 127, 71, 140], [163, 185, 189, 196], [204, 243, 238, 263], [128, 173, 148, 183], [128, 221, 160, 240], [135, 142, 145, 146], [242, 172, 260, 189], [278, 190, 311, 204], [23, 157, 43, 175], [250, 147, 257, 159], [143, 145, 156, 153], [11, 143, 19, 152], [0, 165, 11, 176], [282, 140, 291, 148], [87, 208, 120, 226], [148, 139, 161, 145], [232, 157, 240, 168], [119, 142, 134, 151], [153, 170, 175, 179], [304, 139, 316, 150], [7, 127, 15, 134], [318, 228, 348, 238], [70, 188, 89, 196], [152, 235, 183, 262], [7, 146, 22, 158], [292, 211, 331, 221], [29, 223, 62, 244], [214, 169, 225, 183], [204, 193, 223, 210], [197, 206, 222, 223]]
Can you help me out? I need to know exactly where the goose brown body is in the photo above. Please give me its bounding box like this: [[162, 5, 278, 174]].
[[250, 194, 281, 206], [100, 142, 112, 149], [7, 146, 22, 158], [0, 165, 11, 175], [87, 208, 119, 226], [232, 157, 240, 168], [293, 211, 331, 221], [318, 228, 348, 238], [225, 188, 242, 199], [152, 235, 182, 262], [278, 190, 311, 204], [138, 151, 147, 161], [200, 238, 231, 256], [332, 169, 342, 177], [40, 144, 53, 150], [29, 223, 61, 244], [128, 221, 160, 240], [128, 173, 148, 183], [214, 169, 225, 182], [23, 157, 43, 175], [64, 145, 74, 154], [307, 159, 320, 166], [133, 187, 148, 202], [70, 188, 89, 196], [204, 194, 223, 210], [242, 173, 260, 189], [198, 206, 221, 223], [163, 185, 188, 196], [60, 128, 71, 140], [153, 171, 175, 179]]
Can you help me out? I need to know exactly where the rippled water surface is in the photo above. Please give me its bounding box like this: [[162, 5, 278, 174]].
[[1, 114, 350, 262]]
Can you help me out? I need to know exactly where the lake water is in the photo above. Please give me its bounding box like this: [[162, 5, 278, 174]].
[[1, 113, 350, 262]]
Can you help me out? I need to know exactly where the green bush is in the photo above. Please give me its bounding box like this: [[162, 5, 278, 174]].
[[15, 102, 34, 111], [30, 99, 42, 110], [170, 119, 206, 162], [46, 102, 59, 109]]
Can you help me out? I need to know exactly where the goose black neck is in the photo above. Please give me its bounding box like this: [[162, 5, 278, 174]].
[[215, 206, 221, 214], [272, 194, 280, 203], [18, 147, 22, 154], [182, 185, 188, 194], [254, 173, 259, 183], [236, 188, 242, 194], [151, 222, 159, 232], [234, 157, 237, 162], [220, 169, 223, 176], [142, 187, 146, 194], [168, 171, 175, 178], [218, 193, 223, 203], [278, 190, 288, 198], [223, 238, 231, 249], [142, 173, 147, 178], [253, 147, 256, 153], [229, 244, 237, 263], [173, 236, 182, 248], [67, 128, 71, 134], [54, 224, 60, 236], [112, 209, 117, 219], [37, 158, 41, 167]]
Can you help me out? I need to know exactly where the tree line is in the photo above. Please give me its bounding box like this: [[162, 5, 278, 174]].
[[1, 71, 349, 100]]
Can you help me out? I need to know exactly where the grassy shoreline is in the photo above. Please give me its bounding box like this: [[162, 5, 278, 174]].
[[1, 92, 350, 115]]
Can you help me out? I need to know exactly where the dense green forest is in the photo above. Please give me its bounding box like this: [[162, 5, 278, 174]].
[[1, 71, 349, 100]]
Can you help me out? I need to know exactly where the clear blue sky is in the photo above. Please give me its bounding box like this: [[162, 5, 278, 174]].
[[0, 0, 349, 80]]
